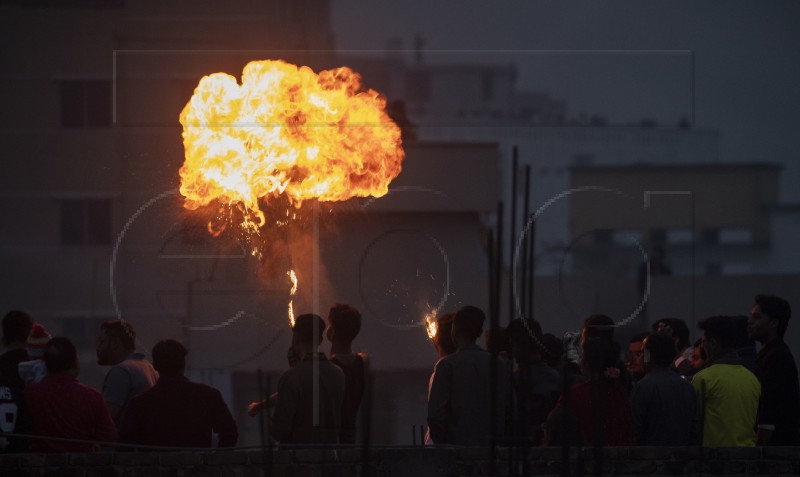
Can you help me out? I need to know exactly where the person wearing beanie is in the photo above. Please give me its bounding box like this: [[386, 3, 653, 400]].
[[18, 323, 52, 384]]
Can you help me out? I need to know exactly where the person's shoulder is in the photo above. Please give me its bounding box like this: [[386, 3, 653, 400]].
[[772, 341, 798, 363], [566, 380, 592, 402], [122, 388, 152, 417], [670, 369, 694, 385], [108, 360, 133, 374], [129, 381, 162, 402], [105, 362, 134, 384], [435, 353, 457, 367], [634, 372, 658, 388], [663, 371, 695, 392], [278, 365, 298, 379], [322, 357, 346, 376], [571, 380, 592, 393], [277, 365, 302, 387], [734, 364, 761, 384], [23, 379, 44, 395], [116, 353, 148, 365], [727, 363, 757, 376], [185, 380, 226, 400], [123, 354, 156, 371], [75, 380, 105, 400], [430, 355, 456, 377], [655, 367, 689, 381], [452, 345, 489, 362], [692, 365, 714, 381]]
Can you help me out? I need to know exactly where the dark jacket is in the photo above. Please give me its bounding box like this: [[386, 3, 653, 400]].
[[755, 339, 800, 445]]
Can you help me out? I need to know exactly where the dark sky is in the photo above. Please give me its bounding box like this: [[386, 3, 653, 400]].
[[332, 1, 800, 196]]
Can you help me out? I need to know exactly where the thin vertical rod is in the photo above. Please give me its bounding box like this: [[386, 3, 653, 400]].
[[528, 212, 536, 323], [521, 164, 531, 319], [361, 373, 373, 477], [490, 201, 503, 477], [488, 229, 496, 325], [508, 146, 519, 323]]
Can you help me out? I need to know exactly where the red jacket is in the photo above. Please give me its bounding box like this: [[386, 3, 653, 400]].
[[25, 374, 117, 452]]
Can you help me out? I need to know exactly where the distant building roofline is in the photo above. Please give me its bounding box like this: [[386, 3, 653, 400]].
[[405, 141, 500, 149], [569, 162, 784, 172]]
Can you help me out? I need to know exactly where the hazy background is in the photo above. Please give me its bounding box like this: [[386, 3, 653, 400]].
[[332, 1, 800, 196]]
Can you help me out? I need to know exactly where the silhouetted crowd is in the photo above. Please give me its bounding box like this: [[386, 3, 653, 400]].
[[1, 294, 798, 453], [425, 294, 798, 448], [0, 305, 367, 452]]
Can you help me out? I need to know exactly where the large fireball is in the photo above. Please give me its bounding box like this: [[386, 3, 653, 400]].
[[179, 60, 405, 231]]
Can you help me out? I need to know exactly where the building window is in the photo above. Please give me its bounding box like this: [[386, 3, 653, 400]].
[[612, 229, 642, 246], [705, 262, 721, 276], [719, 228, 753, 245], [60, 80, 112, 128], [666, 228, 693, 244], [721, 263, 753, 275], [702, 228, 719, 245], [60, 198, 112, 246]]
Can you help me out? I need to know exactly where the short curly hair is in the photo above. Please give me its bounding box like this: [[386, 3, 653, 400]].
[[327, 303, 362, 343]]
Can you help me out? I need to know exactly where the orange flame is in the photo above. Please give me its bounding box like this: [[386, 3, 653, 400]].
[[287, 269, 298, 327], [178, 59, 405, 231], [425, 310, 438, 340]]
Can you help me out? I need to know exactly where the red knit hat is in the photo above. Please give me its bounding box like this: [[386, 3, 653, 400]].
[[27, 323, 52, 359]]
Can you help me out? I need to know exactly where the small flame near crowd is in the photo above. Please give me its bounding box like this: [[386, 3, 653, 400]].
[[424, 309, 438, 340], [178, 59, 405, 326], [287, 269, 298, 327]]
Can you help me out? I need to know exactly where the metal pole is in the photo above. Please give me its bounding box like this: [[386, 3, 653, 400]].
[[521, 164, 531, 319], [361, 373, 373, 477], [509, 147, 518, 323], [528, 213, 536, 324], [491, 201, 504, 477], [257, 370, 272, 477], [488, 229, 496, 326]]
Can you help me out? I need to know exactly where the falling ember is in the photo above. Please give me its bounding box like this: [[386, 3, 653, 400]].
[[424, 310, 438, 340], [178, 59, 405, 232], [287, 270, 298, 327]]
